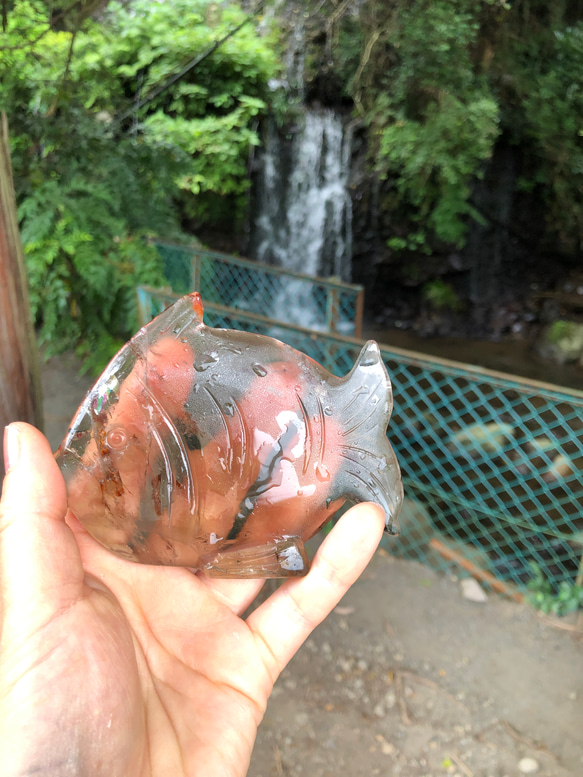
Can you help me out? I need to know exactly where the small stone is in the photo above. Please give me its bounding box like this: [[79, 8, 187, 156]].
[[373, 703, 385, 718], [334, 606, 355, 616], [381, 741, 395, 755], [518, 757, 539, 774], [461, 577, 488, 602]]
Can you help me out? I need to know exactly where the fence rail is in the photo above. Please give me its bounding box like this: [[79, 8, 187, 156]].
[[152, 240, 364, 338], [137, 285, 583, 599]]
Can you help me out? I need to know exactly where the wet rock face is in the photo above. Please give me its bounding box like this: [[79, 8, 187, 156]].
[[347, 130, 568, 343]]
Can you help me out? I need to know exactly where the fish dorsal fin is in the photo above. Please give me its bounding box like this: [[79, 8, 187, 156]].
[[333, 341, 402, 534], [340, 341, 393, 434], [188, 292, 204, 323]]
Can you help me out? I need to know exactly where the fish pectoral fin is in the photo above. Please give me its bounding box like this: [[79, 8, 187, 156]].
[[203, 537, 308, 578]]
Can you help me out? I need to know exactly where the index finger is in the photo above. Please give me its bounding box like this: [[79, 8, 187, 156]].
[[246, 502, 385, 683]]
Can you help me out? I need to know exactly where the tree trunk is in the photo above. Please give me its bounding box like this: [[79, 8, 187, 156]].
[[0, 112, 43, 477]]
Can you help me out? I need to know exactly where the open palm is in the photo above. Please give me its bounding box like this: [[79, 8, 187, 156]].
[[0, 423, 384, 777]]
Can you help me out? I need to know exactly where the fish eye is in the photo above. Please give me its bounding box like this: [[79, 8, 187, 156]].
[[106, 427, 127, 451]]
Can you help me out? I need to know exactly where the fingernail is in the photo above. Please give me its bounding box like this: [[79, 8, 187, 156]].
[[3, 425, 20, 473]]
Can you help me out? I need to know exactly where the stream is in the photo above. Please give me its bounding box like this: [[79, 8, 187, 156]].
[[365, 324, 583, 392]]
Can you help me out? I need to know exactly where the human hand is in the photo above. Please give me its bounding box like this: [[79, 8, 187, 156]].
[[0, 422, 384, 777]]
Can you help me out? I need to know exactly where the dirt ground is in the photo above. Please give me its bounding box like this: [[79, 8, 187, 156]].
[[42, 354, 583, 777]]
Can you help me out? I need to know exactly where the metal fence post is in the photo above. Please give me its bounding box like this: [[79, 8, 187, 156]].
[[326, 287, 340, 333], [191, 251, 201, 292], [354, 288, 364, 339]]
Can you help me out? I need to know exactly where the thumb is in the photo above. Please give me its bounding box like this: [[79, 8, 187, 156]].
[[0, 423, 85, 634]]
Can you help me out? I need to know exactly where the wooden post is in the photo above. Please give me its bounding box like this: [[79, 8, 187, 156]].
[[0, 112, 43, 477]]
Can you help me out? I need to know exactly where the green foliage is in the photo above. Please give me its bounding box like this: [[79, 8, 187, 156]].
[[387, 230, 429, 254], [548, 320, 577, 344], [1, 0, 281, 367], [18, 172, 166, 356], [422, 280, 462, 312], [346, 0, 583, 257], [72, 0, 280, 218], [362, 0, 500, 248], [379, 95, 498, 246], [526, 563, 583, 616], [518, 24, 583, 253]]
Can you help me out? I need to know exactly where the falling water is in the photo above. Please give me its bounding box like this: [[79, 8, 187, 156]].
[[249, 109, 353, 329]]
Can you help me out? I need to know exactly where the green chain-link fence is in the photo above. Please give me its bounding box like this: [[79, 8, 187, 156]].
[[137, 286, 583, 603], [153, 240, 364, 338]]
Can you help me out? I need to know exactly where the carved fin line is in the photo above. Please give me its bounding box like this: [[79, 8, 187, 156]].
[[203, 386, 233, 475], [134, 372, 196, 515], [342, 466, 378, 501], [150, 425, 173, 527], [316, 394, 326, 467], [341, 379, 383, 437], [231, 397, 248, 482], [338, 450, 390, 502], [295, 392, 311, 476], [341, 385, 369, 415]]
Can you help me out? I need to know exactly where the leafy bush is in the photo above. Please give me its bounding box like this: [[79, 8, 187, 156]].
[[519, 24, 583, 253], [422, 280, 462, 312], [1, 0, 281, 368], [527, 563, 583, 616], [19, 174, 166, 358], [367, 0, 500, 248]]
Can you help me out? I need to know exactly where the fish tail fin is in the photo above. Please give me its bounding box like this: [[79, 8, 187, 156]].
[[334, 341, 403, 534]]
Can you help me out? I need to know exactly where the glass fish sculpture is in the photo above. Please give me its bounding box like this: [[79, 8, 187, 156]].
[[56, 292, 403, 577]]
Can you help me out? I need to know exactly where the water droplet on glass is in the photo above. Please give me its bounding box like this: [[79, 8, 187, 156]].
[[297, 488, 304, 497], [371, 396, 379, 405], [313, 415, 320, 423], [252, 364, 267, 377], [316, 463, 330, 482], [324, 406, 332, 416], [358, 451, 366, 460], [194, 353, 218, 372], [224, 402, 234, 416]]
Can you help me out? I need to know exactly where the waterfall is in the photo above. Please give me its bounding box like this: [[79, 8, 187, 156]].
[[253, 110, 352, 280], [249, 109, 353, 329]]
